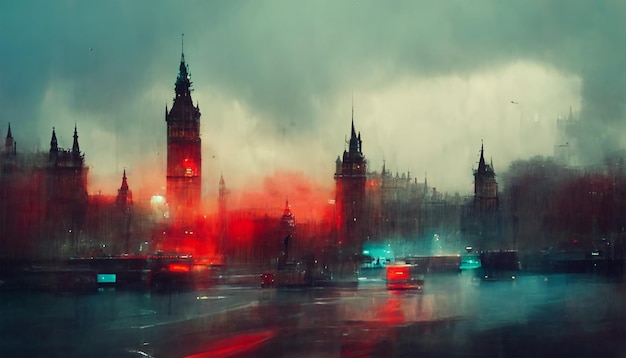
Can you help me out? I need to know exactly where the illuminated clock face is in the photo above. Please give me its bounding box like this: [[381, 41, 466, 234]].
[[183, 158, 197, 177]]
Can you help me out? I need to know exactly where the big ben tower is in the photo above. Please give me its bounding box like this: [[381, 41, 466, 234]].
[[166, 37, 201, 226]]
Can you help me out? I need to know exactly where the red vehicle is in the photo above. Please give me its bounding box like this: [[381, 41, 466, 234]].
[[386, 264, 424, 290]]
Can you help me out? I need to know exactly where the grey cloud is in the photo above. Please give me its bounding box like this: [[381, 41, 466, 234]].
[[1, 0, 624, 192]]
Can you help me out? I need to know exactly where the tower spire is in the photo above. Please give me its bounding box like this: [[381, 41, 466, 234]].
[[72, 123, 80, 154], [181, 33, 185, 61], [50, 127, 58, 152], [174, 33, 192, 99], [120, 168, 129, 191], [5, 123, 15, 155]]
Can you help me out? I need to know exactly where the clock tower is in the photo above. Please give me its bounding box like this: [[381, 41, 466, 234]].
[[165, 42, 201, 226]]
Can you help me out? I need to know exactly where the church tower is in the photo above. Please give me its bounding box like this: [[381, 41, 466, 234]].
[[165, 38, 202, 226], [334, 108, 367, 256], [473, 143, 499, 212]]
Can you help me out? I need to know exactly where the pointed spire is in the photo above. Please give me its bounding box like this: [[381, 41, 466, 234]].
[[5, 123, 14, 154], [282, 198, 295, 227], [50, 127, 58, 152], [120, 168, 129, 191], [72, 123, 80, 154], [348, 106, 359, 154], [284, 199, 291, 215], [175, 33, 192, 98], [477, 141, 486, 173], [117, 168, 132, 207]]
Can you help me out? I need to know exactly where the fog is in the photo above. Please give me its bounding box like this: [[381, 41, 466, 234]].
[[1, 0, 624, 202]]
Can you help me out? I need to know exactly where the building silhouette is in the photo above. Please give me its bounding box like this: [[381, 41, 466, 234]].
[[474, 143, 499, 212], [116, 169, 133, 253], [461, 143, 502, 250], [0, 124, 89, 259], [334, 110, 367, 257], [165, 45, 202, 227], [279, 200, 296, 263]]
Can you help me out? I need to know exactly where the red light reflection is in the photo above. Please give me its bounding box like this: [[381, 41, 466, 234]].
[[185, 330, 275, 358]]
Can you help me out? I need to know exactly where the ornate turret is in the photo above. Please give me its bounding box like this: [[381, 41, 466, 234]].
[[175, 52, 192, 99]]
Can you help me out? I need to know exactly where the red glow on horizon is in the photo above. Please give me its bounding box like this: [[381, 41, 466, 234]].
[[231, 171, 334, 224]]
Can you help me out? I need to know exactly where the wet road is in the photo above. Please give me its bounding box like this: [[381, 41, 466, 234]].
[[1, 273, 625, 357]]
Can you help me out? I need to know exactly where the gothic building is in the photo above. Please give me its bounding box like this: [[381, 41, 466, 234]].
[[0, 124, 89, 259], [473, 143, 499, 212], [365, 163, 428, 243], [334, 112, 367, 256], [461, 143, 502, 250], [165, 46, 202, 227], [45, 125, 89, 257]]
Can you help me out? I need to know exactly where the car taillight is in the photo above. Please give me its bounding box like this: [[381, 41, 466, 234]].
[[168, 263, 190, 272]]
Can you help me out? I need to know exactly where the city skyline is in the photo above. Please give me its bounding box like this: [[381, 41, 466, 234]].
[[1, 1, 623, 201]]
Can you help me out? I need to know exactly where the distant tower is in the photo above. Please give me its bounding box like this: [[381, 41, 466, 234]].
[[473, 143, 499, 212], [466, 142, 502, 250], [334, 107, 367, 255], [116, 169, 133, 253], [2, 123, 16, 173], [165, 36, 202, 226], [279, 200, 296, 262], [4, 123, 15, 156], [116, 169, 133, 208]]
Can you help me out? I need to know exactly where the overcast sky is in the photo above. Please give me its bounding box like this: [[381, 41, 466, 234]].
[[1, 0, 624, 205]]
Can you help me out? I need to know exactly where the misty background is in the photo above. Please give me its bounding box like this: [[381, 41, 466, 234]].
[[1, 0, 623, 209]]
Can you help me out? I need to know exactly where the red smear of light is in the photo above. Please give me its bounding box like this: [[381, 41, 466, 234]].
[[185, 330, 275, 358], [168, 263, 191, 272], [386, 265, 410, 281]]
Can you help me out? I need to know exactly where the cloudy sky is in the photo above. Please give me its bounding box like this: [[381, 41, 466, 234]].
[[1, 0, 624, 205]]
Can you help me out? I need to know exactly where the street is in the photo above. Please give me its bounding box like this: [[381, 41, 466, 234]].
[[1, 272, 625, 357]]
